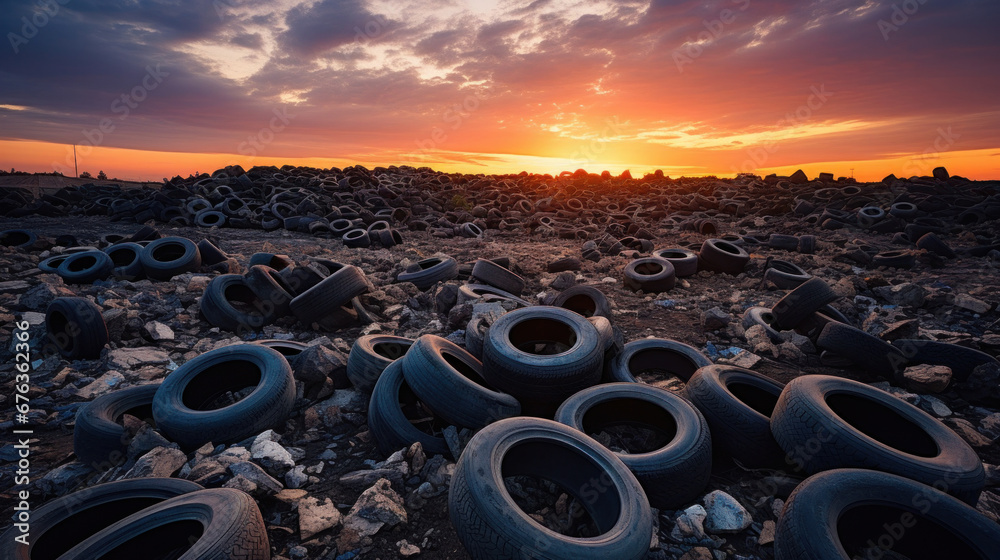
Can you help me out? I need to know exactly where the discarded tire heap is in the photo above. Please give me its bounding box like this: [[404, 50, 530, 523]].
[[3, 165, 1000, 559]]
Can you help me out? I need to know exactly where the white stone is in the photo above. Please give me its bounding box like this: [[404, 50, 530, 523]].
[[703, 490, 753, 533]]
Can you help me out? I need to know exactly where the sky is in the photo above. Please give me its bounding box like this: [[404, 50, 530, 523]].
[[1, 0, 999, 181]]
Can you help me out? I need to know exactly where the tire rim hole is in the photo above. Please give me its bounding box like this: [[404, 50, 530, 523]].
[[583, 398, 678, 454], [715, 241, 740, 254], [373, 341, 410, 360], [182, 359, 262, 410], [152, 243, 186, 263], [91, 518, 203, 560], [2, 232, 30, 246], [837, 504, 980, 559], [224, 283, 266, 315], [441, 351, 488, 386], [628, 348, 700, 382], [398, 382, 448, 436], [108, 249, 138, 266], [825, 393, 938, 457], [726, 381, 779, 417], [561, 294, 597, 317], [508, 317, 577, 355], [69, 255, 98, 271], [30, 497, 164, 560], [634, 262, 664, 276]]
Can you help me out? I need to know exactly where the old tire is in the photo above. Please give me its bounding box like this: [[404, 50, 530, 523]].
[[763, 259, 811, 289], [770, 375, 985, 504], [471, 258, 526, 296], [152, 344, 295, 450], [368, 360, 450, 457], [555, 383, 712, 509], [623, 257, 675, 293], [775, 469, 1000, 560], [103, 242, 146, 281], [608, 338, 712, 384], [56, 488, 269, 560], [891, 339, 999, 382], [552, 284, 612, 319], [57, 250, 114, 284], [289, 265, 370, 326], [199, 274, 268, 333], [771, 277, 839, 330], [347, 334, 415, 393], [397, 257, 459, 290], [816, 321, 907, 378], [449, 417, 652, 560], [685, 365, 785, 468], [74, 384, 160, 471], [652, 248, 698, 277], [402, 335, 520, 429], [139, 236, 202, 281], [482, 306, 603, 406], [46, 296, 109, 360], [698, 239, 750, 275], [244, 265, 294, 320]]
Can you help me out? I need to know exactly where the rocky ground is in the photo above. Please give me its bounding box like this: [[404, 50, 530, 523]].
[[1, 168, 999, 559]]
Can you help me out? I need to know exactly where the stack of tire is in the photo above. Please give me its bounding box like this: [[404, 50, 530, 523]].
[[73, 343, 296, 471], [39, 232, 203, 284], [200, 256, 371, 333]]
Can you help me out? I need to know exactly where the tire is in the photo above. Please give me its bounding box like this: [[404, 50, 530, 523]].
[[552, 284, 612, 319], [195, 209, 227, 228], [57, 250, 114, 284], [197, 239, 228, 265], [368, 360, 451, 456], [199, 274, 268, 333], [253, 339, 308, 369], [816, 321, 907, 378], [279, 263, 328, 296], [46, 297, 109, 360], [465, 313, 491, 360], [651, 248, 698, 277], [0, 478, 203, 560], [152, 344, 295, 449], [741, 307, 786, 343], [763, 259, 811, 289], [244, 265, 294, 320], [771, 277, 839, 330], [103, 242, 146, 281], [56, 488, 269, 560], [139, 236, 202, 280], [482, 306, 603, 406], [698, 238, 750, 274], [608, 338, 712, 383], [290, 265, 371, 326], [248, 252, 293, 270], [448, 417, 652, 560], [891, 339, 999, 382], [768, 234, 799, 251], [471, 258, 526, 296], [554, 383, 712, 508], [128, 225, 161, 243], [623, 257, 675, 293], [38, 254, 70, 273], [397, 257, 459, 290], [685, 365, 785, 468], [775, 469, 1000, 560], [74, 384, 160, 470], [890, 201, 919, 219], [871, 250, 916, 269], [402, 335, 520, 429], [0, 229, 37, 249], [857, 206, 886, 228], [770, 375, 985, 504], [797, 235, 816, 254], [458, 283, 532, 308], [916, 232, 957, 259], [343, 228, 371, 248], [347, 335, 415, 393]]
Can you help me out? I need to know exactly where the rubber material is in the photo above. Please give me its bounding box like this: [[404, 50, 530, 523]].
[[57, 250, 114, 284], [771, 277, 839, 330], [347, 334, 415, 393], [74, 384, 160, 471], [471, 258, 526, 296], [368, 360, 451, 457], [623, 257, 675, 293], [552, 285, 612, 319], [652, 248, 698, 277], [608, 338, 712, 383], [46, 296, 109, 359], [139, 236, 202, 281], [397, 257, 459, 290]]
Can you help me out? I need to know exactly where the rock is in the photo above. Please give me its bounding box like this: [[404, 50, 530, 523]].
[[298, 496, 342, 539], [759, 519, 776, 545], [944, 418, 994, 448], [874, 283, 926, 308], [36, 462, 92, 496], [102, 308, 128, 342], [0, 280, 31, 292], [549, 271, 577, 291], [223, 474, 258, 495], [679, 547, 713, 560], [73, 370, 126, 399], [123, 446, 187, 479], [251, 432, 295, 475], [985, 464, 1000, 487], [108, 347, 171, 370], [670, 504, 707, 540], [718, 348, 762, 369], [17, 281, 76, 310], [144, 321, 175, 341], [228, 461, 284, 495], [933, 166, 950, 181], [285, 465, 309, 489], [954, 295, 991, 315], [435, 284, 459, 313], [902, 364, 952, 393], [337, 478, 407, 551], [879, 319, 920, 342], [702, 307, 731, 331], [398, 540, 421, 557], [703, 490, 753, 533], [443, 425, 463, 460], [294, 344, 349, 385], [547, 257, 582, 273], [918, 395, 952, 417], [789, 169, 808, 183], [127, 424, 174, 461], [976, 491, 1000, 524], [980, 413, 1000, 439]]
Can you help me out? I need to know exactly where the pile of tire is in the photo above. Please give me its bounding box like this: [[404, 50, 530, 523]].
[[0, 478, 270, 559], [200, 255, 371, 333], [73, 343, 296, 471]]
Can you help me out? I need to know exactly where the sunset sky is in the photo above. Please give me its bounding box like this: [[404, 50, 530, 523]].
[[2, 0, 999, 181]]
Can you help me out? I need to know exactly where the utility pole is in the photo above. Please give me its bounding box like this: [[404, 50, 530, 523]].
[[73, 144, 79, 178]]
